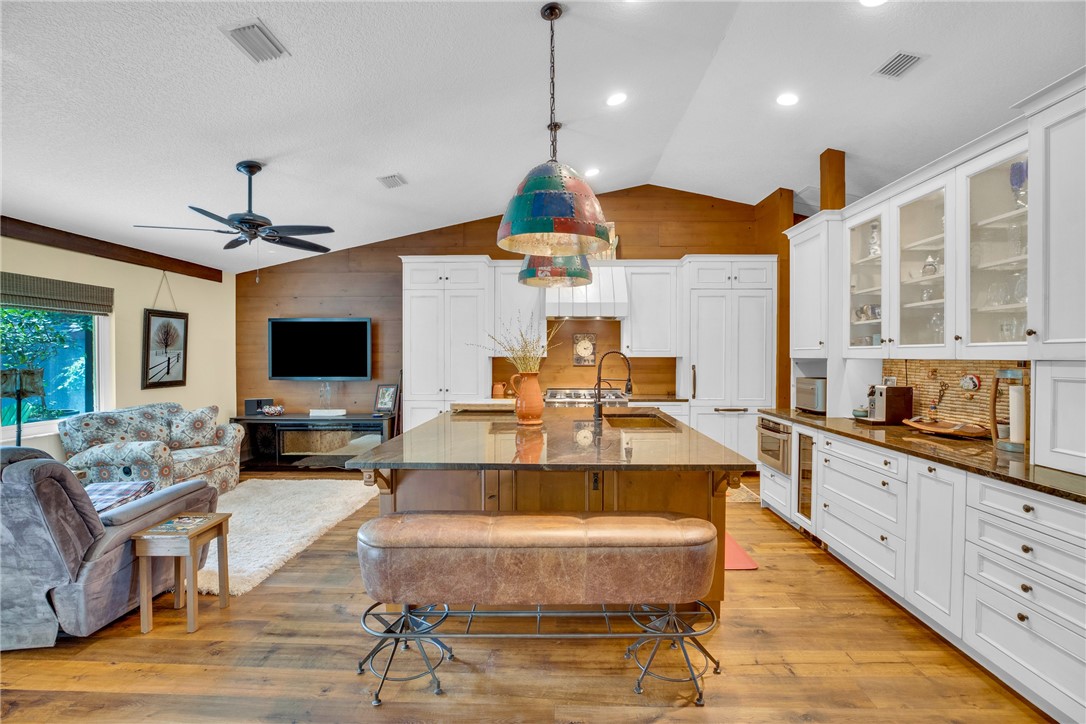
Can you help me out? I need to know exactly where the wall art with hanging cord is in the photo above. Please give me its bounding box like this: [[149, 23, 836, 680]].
[[141, 272, 189, 389]]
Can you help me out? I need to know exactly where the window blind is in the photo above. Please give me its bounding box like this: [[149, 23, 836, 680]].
[[0, 272, 114, 315]]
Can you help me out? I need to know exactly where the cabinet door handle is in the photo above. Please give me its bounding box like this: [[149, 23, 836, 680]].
[[692, 364, 697, 400], [886, 338, 895, 344], [1022, 504, 1034, 513], [819, 340, 824, 346], [882, 459, 891, 467], [881, 480, 889, 487], [927, 466, 936, 474], [1016, 612, 1029, 623], [954, 334, 962, 341], [824, 457, 830, 464], [879, 535, 888, 542], [823, 503, 829, 509], [1025, 328, 1037, 336], [825, 440, 832, 447], [1020, 583, 1033, 593], [1021, 544, 1034, 554]]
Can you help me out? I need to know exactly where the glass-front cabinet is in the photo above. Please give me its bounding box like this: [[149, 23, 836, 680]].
[[956, 137, 1029, 359], [844, 204, 888, 357], [890, 172, 955, 358]]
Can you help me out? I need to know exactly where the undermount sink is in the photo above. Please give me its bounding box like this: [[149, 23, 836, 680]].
[[603, 413, 677, 430]]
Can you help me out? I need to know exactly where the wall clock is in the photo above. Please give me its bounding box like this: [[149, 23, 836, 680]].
[[573, 333, 597, 366]]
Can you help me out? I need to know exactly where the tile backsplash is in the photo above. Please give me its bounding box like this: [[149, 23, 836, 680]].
[[881, 359, 1029, 427]]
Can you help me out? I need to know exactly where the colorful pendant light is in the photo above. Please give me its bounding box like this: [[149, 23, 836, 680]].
[[497, 3, 610, 261], [518, 254, 592, 287]]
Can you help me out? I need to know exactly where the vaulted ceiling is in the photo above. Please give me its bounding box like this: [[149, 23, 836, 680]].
[[3, 2, 1083, 273]]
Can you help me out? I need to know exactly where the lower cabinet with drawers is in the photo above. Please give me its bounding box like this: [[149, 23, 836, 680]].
[[807, 430, 1085, 723]]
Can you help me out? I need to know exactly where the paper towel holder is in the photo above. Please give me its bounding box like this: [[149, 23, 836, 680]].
[[990, 368, 1030, 454]]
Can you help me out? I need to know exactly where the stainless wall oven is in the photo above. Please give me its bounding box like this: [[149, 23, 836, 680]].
[[757, 417, 791, 475]]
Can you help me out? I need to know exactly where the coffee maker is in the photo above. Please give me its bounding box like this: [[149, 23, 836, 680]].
[[864, 385, 914, 425]]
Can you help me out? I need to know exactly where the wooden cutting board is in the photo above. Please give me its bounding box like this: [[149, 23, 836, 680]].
[[902, 418, 990, 438]]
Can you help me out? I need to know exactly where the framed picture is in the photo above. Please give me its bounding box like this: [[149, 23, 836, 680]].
[[141, 309, 189, 389], [374, 383, 399, 413], [572, 333, 597, 366]]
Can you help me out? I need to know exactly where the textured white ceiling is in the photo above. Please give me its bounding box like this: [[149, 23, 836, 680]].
[[3, 2, 1084, 274]]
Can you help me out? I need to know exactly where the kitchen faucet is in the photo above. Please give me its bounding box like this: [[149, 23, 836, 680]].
[[594, 351, 633, 421]]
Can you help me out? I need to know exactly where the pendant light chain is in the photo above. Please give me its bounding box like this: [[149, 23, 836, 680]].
[[548, 15, 558, 162]]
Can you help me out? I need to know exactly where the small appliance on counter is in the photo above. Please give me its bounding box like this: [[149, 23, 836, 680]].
[[795, 377, 827, 415], [861, 385, 914, 425]]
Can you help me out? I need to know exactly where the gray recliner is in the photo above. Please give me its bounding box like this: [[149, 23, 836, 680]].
[[0, 446, 218, 650]]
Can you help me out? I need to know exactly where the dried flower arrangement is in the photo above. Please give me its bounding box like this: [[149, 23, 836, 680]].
[[484, 315, 562, 373]]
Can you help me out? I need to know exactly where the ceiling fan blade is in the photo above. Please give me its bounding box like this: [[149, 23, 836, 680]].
[[188, 206, 236, 228], [223, 237, 250, 250], [265, 235, 331, 254], [261, 225, 335, 236], [134, 224, 236, 233]]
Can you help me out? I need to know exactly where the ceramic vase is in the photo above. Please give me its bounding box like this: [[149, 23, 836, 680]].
[[513, 426, 544, 463], [509, 372, 544, 426]]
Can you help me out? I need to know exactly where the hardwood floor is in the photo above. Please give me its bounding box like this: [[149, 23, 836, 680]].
[[0, 484, 1047, 722]]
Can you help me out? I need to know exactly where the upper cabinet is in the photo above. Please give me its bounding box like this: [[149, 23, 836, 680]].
[[622, 265, 677, 357], [790, 220, 830, 359], [1026, 87, 1086, 360], [843, 203, 890, 358], [890, 172, 956, 359], [493, 262, 546, 356], [403, 259, 490, 290], [955, 136, 1031, 359], [685, 257, 775, 289]]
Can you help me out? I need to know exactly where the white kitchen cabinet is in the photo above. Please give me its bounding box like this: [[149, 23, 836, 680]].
[[621, 266, 677, 357], [647, 401, 689, 426], [789, 221, 830, 358], [1026, 87, 1086, 360], [843, 203, 890, 358], [493, 262, 546, 356], [954, 136, 1031, 360], [818, 489, 907, 597], [687, 288, 774, 409], [684, 257, 774, 290], [402, 257, 490, 431], [888, 172, 957, 359], [402, 400, 447, 432], [402, 258, 490, 290], [688, 407, 758, 462], [1032, 360, 1086, 475], [905, 460, 967, 636], [760, 464, 793, 521]]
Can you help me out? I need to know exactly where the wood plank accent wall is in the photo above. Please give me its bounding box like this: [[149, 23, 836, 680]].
[[1, 216, 223, 282], [235, 185, 795, 412]]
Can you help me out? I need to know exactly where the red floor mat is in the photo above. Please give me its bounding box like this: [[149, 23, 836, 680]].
[[723, 532, 758, 570]]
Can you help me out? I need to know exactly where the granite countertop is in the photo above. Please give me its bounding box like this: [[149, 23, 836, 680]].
[[629, 395, 689, 403], [347, 407, 753, 472], [758, 408, 1086, 504]]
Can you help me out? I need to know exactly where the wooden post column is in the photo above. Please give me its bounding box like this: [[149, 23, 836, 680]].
[[820, 149, 846, 210]]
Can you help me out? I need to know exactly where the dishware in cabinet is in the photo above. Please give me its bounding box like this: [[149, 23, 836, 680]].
[[888, 172, 956, 358], [954, 136, 1030, 359], [843, 203, 890, 358]]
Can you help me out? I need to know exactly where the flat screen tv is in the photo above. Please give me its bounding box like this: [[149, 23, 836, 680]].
[[268, 317, 372, 380]]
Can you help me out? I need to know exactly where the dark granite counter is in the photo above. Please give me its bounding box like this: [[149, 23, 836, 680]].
[[347, 406, 752, 472], [758, 408, 1086, 504]]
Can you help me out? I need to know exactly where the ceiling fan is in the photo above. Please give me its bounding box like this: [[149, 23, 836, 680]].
[[135, 160, 334, 253]]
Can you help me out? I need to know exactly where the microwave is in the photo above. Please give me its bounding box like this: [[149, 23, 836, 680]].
[[795, 377, 827, 414]]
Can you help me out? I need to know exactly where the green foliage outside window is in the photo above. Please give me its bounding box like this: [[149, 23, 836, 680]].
[[1, 307, 94, 425]]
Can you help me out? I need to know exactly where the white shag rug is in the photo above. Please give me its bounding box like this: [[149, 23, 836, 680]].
[[196, 478, 378, 596]]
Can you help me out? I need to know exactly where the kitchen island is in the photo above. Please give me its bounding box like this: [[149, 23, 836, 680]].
[[346, 406, 756, 608]]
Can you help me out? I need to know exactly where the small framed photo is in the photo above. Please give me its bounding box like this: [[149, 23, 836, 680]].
[[374, 383, 399, 413], [882, 375, 898, 386], [141, 309, 189, 389]]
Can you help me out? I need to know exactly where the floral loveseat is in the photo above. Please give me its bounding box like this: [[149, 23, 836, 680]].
[[58, 403, 244, 493]]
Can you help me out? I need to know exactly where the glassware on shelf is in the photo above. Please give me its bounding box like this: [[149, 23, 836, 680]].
[[1013, 273, 1028, 303], [921, 286, 935, 302], [987, 280, 1010, 307], [921, 255, 939, 276], [999, 317, 1020, 342], [868, 221, 881, 257], [1009, 161, 1028, 208], [1008, 223, 1027, 256], [928, 311, 944, 342]]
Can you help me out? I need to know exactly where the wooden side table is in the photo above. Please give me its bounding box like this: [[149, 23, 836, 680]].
[[131, 512, 231, 633]]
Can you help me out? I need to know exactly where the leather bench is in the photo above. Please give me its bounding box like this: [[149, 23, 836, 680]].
[[356, 510, 719, 705]]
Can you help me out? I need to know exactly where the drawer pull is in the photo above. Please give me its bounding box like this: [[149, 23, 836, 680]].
[[927, 466, 936, 473], [882, 459, 891, 467], [824, 457, 830, 464], [881, 480, 889, 487], [823, 503, 829, 509], [1016, 612, 1029, 623], [1021, 544, 1034, 554], [879, 535, 888, 542], [825, 440, 832, 447], [1022, 504, 1034, 513], [1020, 583, 1033, 593]]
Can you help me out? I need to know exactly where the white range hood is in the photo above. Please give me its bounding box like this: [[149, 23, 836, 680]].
[[545, 265, 629, 318]]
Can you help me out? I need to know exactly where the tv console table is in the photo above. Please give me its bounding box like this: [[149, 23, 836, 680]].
[[231, 413, 396, 470]]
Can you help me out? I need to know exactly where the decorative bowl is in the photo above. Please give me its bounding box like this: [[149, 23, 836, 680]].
[[852, 408, 869, 418], [261, 405, 285, 416]]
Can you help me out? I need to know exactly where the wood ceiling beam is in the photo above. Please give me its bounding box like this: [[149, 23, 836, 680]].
[[1, 216, 223, 283]]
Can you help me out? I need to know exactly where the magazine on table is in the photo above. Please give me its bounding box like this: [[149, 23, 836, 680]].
[[146, 514, 214, 533]]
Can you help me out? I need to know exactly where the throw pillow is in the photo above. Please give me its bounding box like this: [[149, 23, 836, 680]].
[[170, 405, 219, 448], [85, 480, 156, 514]]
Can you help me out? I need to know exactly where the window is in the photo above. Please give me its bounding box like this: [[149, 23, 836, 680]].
[[0, 273, 114, 436]]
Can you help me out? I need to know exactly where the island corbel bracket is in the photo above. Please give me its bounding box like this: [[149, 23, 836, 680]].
[[713, 471, 744, 497], [362, 469, 391, 493]]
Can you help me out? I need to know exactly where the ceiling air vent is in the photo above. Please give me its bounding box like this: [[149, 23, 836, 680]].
[[220, 18, 290, 63], [377, 174, 408, 189], [874, 51, 924, 79]]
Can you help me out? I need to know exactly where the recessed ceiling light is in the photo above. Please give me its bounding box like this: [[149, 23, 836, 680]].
[[860, 0, 887, 6], [606, 92, 627, 107], [584, 168, 600, 178], [776, 92, 799, 106]]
